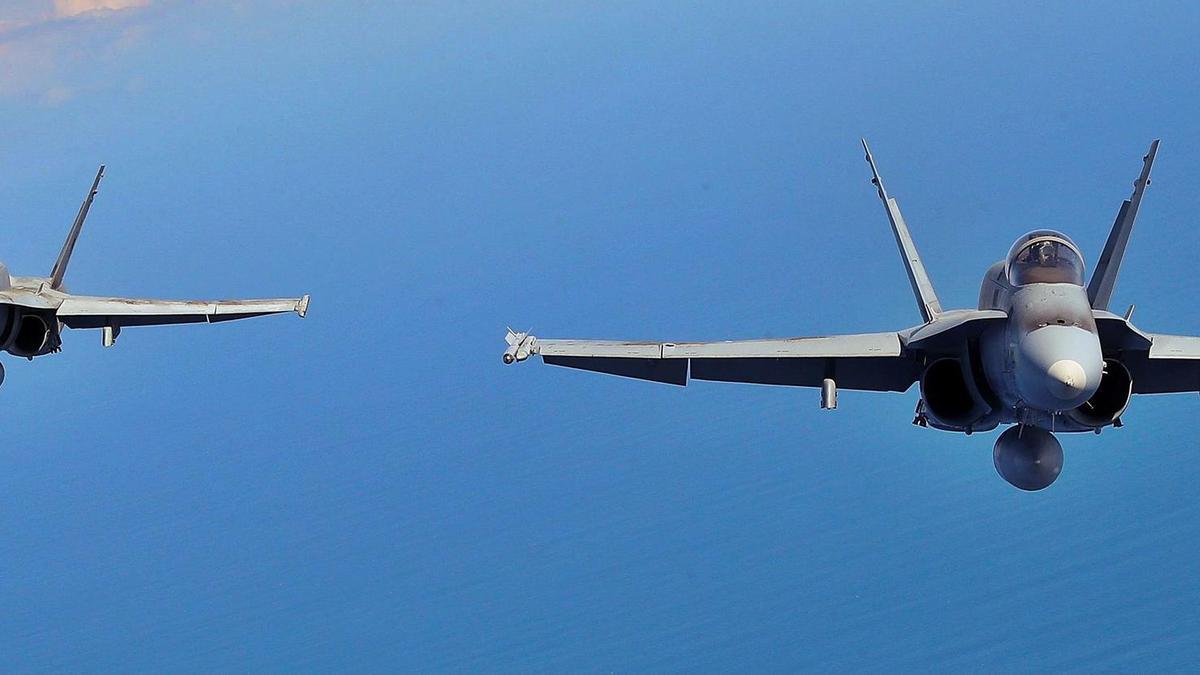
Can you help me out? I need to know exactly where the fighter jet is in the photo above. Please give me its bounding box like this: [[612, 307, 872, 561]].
[[503, 140, 1193, 491], [0, 166, 308, 385]]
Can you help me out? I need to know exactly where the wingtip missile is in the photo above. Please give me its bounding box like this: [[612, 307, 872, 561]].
[[503, 329, 536, 364]]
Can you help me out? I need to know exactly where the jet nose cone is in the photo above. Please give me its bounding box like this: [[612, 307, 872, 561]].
[[1047, 359, 1087, 400], [1015, 323, 1102, 412]]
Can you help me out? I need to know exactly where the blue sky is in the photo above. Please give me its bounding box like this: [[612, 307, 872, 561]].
[[2, 1, 1200, 670]]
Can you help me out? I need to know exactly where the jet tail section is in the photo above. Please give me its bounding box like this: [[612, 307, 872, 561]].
[[1087, 140, 1159, 310], [861, 139, 942, 323], [49, 164, 105, 290]]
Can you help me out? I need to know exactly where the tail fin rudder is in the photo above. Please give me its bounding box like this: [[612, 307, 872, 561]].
[[861, 139, 942, 323], [49, 164, 105, 290], [1087, 140, 1159, 310]]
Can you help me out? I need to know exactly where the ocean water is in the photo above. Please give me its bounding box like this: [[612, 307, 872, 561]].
[[4, 1, 1200, 670]]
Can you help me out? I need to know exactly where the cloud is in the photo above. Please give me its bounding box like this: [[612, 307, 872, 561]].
[[0, 0, 154, 105], [54, 0, 151, 18]]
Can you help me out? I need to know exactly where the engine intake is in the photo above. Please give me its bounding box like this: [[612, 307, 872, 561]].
[[9, 313, 51, 357], [1066, 358, 1132, 428], [920, 357, 992, 430]]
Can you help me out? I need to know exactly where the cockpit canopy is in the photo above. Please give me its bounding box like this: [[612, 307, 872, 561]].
[[1005, 230, 1085, 287]]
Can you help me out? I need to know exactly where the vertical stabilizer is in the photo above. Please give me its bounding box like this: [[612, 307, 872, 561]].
[[1087, 140, 1159, 310], [50, 164, 105, 290], [861, 140, 942, 323]]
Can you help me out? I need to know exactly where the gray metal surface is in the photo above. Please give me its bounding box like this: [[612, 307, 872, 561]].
[[56, 295, 308, 328], [861, 139, 943, 323], [530, 333, 916, 390], [904, 309, 1007, 350], [1115, 333, 1200, 394], [537, 332, 903, 359], [1087, 140, 1159, 310], [1093, 311, 1153, 351], [50, 165, 104, 290], [1146, 333, 1200, 359], [821, 378, 837, 409]]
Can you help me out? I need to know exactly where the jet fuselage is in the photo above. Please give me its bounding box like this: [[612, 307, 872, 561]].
[[972, 231, 1106, 432]]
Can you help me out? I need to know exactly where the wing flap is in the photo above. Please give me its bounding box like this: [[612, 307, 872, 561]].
[[542, 355, 688, 385], [690, 356, 918, 391]]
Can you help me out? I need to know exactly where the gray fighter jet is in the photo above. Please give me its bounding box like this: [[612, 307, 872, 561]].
[[0, 166, 308, 384], [502, 140, 1197, 491]]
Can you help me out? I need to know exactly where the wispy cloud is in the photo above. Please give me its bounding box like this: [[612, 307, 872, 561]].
[[54, 1, 151, 18], [0, 0, 154, 105]]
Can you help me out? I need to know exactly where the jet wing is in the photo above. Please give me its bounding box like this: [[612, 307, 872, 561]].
[[56, 294, 309, 329], [514, 331, 920, 391], [1092, 312, 1200, 393], [1119, 332, 1200, 394]]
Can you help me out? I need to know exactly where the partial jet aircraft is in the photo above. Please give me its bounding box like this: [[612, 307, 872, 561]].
[[0, 166, 308, 385], [503, 140, 1190, 491]]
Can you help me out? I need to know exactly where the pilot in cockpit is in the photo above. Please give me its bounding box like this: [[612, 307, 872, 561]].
[[1006, 233, 1084, 286], [1032, 241, 1055, 266]]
